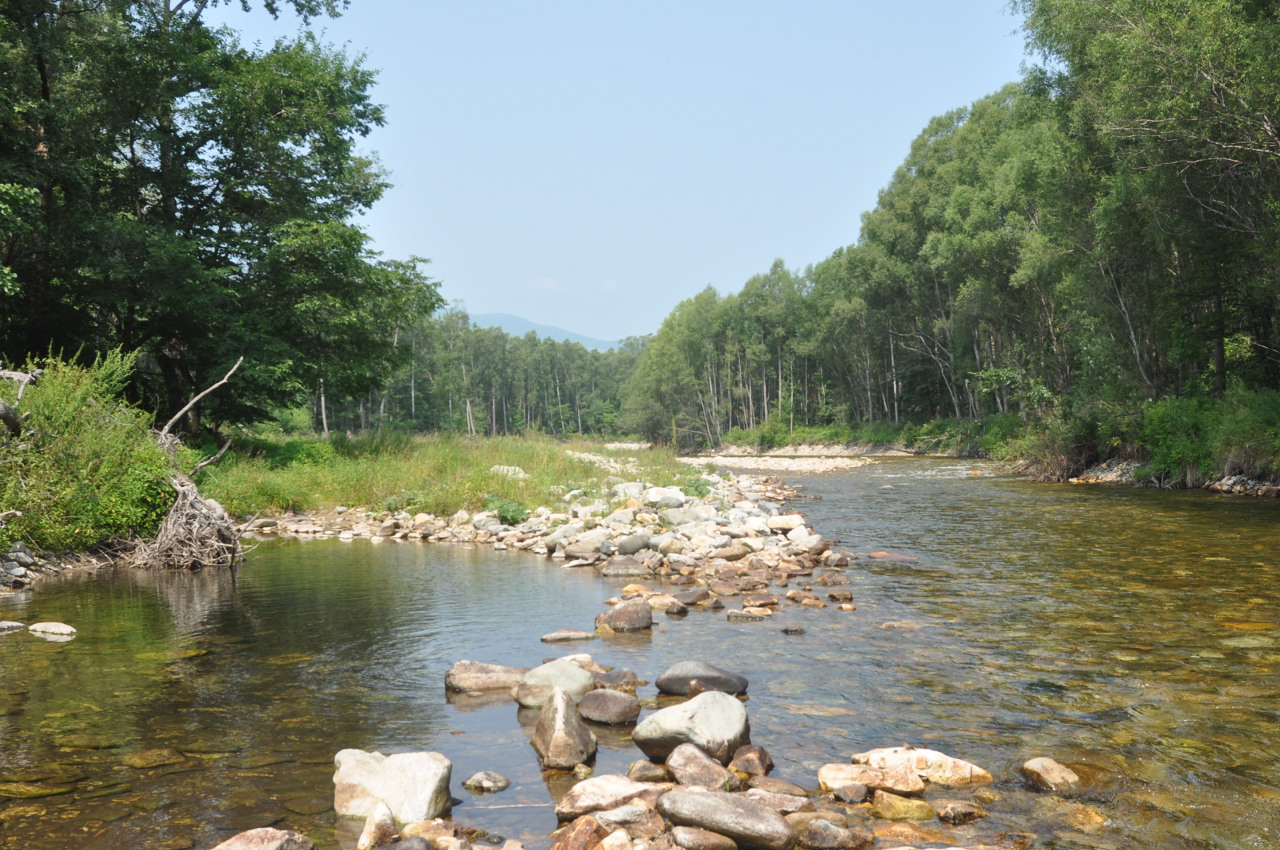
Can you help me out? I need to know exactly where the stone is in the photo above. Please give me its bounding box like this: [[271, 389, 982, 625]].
[[462, 771, 510, 793], [444, 661, 529, 692], [543, 629, 597, 644], [713, 543, 753, 562], [210, 828, 315, 850], [741, 788, 810, 815], [646, 487, 688, 508], [830, 784, 868, 804], [671, 588, 711, 606], [599, 557, 654, 578], [627, 760, 670, 782], [578, 689, 641, 725], [595, 599, 653, 632], [0, 621, 24, 631], [532, 688, 598, 769], [934, 799, 986, 825], [514, 658, 597, 707], [28, 622, 75, 636], [868, 790, 934, 821], [667, 743, 740, 789], [659, 790, 796, 850], [851, 746, 993, 787], [595, 804, 667, 838], [1020, 756, 1079, 792], [728, 745, 773, 777], [400, 819, 459, 844], [817, 764, 922, 797], [616, 533, 652, 556], [555, 775, 667, 821], [357, 801, 398, 850], [550, 815, 608, 850], [727, 609, 770, 622], [766, 515, 806, 532], [671, 826, 739, 850], [123, 748, 186, 768], [794, 819, 872, 850], [333, 749, 452, 823], [632, 691, 751, 764], [382, 841, 431, 850], [657, 661, 749, 696], [748, 776, 807, 797]]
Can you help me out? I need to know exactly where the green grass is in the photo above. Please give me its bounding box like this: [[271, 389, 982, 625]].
[[198, 433, 706, 518]]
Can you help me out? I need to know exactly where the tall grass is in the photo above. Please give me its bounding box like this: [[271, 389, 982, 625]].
[[199, 433, 702, 518]]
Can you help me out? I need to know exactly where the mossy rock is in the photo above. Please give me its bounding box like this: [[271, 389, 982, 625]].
[[0, 781, 76, 799]]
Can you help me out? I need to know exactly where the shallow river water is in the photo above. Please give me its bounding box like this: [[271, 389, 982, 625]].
[[3, 457, 1280, 849]]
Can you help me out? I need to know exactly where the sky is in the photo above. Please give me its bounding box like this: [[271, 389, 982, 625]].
[[210, 1, 1031, 342]]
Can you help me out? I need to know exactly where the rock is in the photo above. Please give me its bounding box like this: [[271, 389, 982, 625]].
[[659, 790, 796, 850], [830, 784, 868, 804], [726, 609, 771, 622], [28, 622, 75, 636], [595, 803, 667, 838], [780, 626, 805, 636], [599, 827, 633, 850], [210, 828, 315, 850], [578, 689, 641, 725], [616, 533, 653, 556], [555, 775, 667, 821], [667, 743, 740, 789], [868, 790, 934, 821], [595, 599, 653, 633], [444, 661, 529, 692], [462, 771, 510, 793], [123, 748, 186, 769], [357, 801, 398, 849], [632, 691, 751, 764], [766, 515, 806, 532], [851, 746, 993, 787], [0, 621, 24, 632], [817, 764, 922, 797], [713, 543, 753, 562], [646, 487, 688, 508], [381, 841, 431, 850], [741, 788, 810, 815], [333, 749, 452, 823], [672, 826, 739, 850], [514, 658, 597, 707], [656, 661, 749, 697], [532, 688, 598, 769], [1020, 756, 1080, 792], [627, 760, 670, 782], [551, 815, 608, 850], [934, 799, 986, 825], [598, 557, 653, 578], [728, 745, 773, 777], [595, 669, 647, 693], [794, 819, 872, 850], [543, 629, 597, 644], [748, 776, 807, 797], [672, 588, 712, 606]]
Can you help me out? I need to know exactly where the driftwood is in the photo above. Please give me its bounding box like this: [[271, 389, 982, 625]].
[[0, 364, 41, 438], [129, 358, 245, 571]]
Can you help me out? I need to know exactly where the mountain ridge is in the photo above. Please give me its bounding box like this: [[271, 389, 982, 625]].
[[469, 313, 619, 351]]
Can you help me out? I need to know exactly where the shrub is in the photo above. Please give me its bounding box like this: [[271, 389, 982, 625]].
[[0, 351, 176, 552]]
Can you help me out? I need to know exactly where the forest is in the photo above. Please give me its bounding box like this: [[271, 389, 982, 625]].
[[4, 1, 1280, 488]]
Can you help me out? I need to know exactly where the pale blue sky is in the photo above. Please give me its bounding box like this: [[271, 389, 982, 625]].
[[212, 1, 1030, 341]]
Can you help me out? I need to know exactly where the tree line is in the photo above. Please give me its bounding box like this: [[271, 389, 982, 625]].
[[619, 0, 1280, 463]]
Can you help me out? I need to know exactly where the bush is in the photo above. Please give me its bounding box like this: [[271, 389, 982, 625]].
[[1139, 397, 1214, 487], [0, 351, 176, 552]]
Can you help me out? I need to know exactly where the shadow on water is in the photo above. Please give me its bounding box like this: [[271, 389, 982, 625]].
[[3, 457, 1280, 849]]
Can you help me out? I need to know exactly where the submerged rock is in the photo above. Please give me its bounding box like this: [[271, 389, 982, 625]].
[[514, 658, 596, 707], [850, 746, 993, 787], [1020, 756, 1080, 792], [210, 828, 315, 849], [332, 749, 452, 823], [444, 661, 528, 693], [656, 661, 749, 696]]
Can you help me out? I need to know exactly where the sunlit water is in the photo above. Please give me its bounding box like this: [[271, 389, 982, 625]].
[[3, 457, 1280, 849]]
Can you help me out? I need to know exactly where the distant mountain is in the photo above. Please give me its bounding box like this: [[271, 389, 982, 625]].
[[469, 313, 619, 351]]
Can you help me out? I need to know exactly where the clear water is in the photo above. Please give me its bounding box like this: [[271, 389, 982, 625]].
[[2, 458, 1280, 849]]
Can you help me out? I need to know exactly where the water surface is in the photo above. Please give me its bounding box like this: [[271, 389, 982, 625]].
[[3, 458, 1280, 850]]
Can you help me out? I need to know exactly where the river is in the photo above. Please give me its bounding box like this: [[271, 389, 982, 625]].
[[2, 457, 1279, 849]]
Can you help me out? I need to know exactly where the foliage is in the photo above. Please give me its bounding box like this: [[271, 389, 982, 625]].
[[484, 494, 529, 526], [0, 351, 176, 552]]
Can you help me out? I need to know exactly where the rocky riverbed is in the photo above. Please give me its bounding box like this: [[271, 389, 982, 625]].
[[216, 462, 1100, 850]]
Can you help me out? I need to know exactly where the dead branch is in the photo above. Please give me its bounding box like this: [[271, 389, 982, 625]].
[[161, 356, 243, 438], [190, 438, 233, 477]]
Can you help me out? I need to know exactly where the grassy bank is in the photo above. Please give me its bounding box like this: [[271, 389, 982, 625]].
[[721, 389, 1280, 488], [197, 433, 708, 520]]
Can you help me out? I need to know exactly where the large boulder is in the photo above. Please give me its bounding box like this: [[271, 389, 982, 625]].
[[595, 599, 653, 632], [851, 746, 993, 787], [659, 789, 796, 850], [514, 658, 596, 707], [531, 688, 598, 769], [632, 691, 750, 764], [656, 661, 749, 696], [554, 775, 668, 821], [333, 749, 452, 823], [444, 661, 529, 692]]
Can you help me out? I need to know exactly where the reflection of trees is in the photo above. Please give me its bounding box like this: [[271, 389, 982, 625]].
[[134, 566, 246, 637]]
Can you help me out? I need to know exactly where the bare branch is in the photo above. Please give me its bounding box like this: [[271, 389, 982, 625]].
[[190, 438, 233, 477], [161, 357, 244, 438]]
